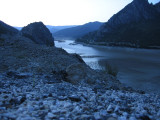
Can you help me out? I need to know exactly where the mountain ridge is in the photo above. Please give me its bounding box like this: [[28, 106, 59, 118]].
[[53, 21, 103, 39], [77, 0, 160, 48]]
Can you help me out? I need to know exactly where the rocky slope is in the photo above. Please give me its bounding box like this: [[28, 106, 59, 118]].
[[77, 0, 160, 48], [53, 22, 103, 39], [102, 0, 159, 32], [0, 21, 19, 35], [21, 22, 54, 46], [0, 20, 160, 119], [155, 2, 160, 13]]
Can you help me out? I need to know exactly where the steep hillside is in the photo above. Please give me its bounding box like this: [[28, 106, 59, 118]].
[[77, 0, 160, 48], [53, 22, 103, 39], [0, 20, 19, 35], [155, 2, 160, 12]]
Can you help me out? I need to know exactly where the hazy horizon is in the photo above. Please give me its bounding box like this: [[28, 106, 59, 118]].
[[0, 0, 160, 27]]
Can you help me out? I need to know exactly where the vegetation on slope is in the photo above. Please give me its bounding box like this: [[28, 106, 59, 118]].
[[77, 18, 160, 49]]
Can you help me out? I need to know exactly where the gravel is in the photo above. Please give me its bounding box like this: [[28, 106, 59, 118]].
[[0, 74, 160, 120]]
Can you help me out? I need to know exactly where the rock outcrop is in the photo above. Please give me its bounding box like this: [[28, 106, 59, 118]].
[[97, 0, 159, 34], [0, 20, 19, 35], [21, 22, 54, 46]]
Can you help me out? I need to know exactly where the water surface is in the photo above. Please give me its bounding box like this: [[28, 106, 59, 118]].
[[55, 40, 160, 93]]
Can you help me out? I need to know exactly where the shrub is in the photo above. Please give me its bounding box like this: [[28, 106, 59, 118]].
[[101, 63, 118, 77], [0, 38, 5, 46]]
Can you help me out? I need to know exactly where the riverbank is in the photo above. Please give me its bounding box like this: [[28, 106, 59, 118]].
[[75, 41, 160, 50], [55, 40, 160, 94]]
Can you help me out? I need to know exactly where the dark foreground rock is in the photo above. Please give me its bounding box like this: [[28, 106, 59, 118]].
[[0, 20, 19, 35], [20, 22, 54, 46]]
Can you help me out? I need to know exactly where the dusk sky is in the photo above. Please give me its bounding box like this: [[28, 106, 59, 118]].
[[0, 0, 160, 27]]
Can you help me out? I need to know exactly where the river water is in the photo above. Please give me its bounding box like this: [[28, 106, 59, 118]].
[[55, 40, 160, 94]]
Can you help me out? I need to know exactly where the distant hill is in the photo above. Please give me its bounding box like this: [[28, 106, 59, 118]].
[[77, 0, 160, 49], [53, 22, 103, 39], [14, 25, 77, 33], [46, 25, 77, 33], [14, 27, 22, 31]]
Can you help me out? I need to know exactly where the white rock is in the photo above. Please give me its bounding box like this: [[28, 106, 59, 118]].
[[114, 106, 119, 112], [73, 106, 81, 113], [0, 102, 3, 106], [90, 95, 96, 102], [107, 117, 117, 120], [100, 110, 107, 116], [26, 94, 32, 99], [129, 116, 137, 120], [0, 107, 6, 110], [141, 109, 147, 115], [47, 112, 56, 119], [17, 107, 24, 112], [59, 117, 65, 120], [80, 114, 92, 119], [94, 112, 101, 120], [2, 113, 16, 119], [157, 110, 160, 116], [118, 116, 127, 120], [111, 113, 117, 118], [107, 105, 114, 113], [63, 102, 72, 108], [123, 112, 128, 117]]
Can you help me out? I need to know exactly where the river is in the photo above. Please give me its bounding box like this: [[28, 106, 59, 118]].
[[55, 40, 160, 94]]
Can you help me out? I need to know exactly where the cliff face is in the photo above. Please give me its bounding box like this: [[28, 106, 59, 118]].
[[155, 2, 160, 13], [108, 0, 158, 25], [21, 22, 55, 46], [0, 20, 19, 35], [77, 0, 160, 48], [96, 0, 159, 39]]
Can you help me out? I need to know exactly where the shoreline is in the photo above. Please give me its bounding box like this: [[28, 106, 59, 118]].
[[55, 40, 160, 94], [75, 41, 160, 50]]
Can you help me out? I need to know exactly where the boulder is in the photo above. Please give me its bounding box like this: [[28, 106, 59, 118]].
[[66, 63, 96, 85], [66, 63, 109, 85], [20, 22, 54, 46], [65, 63, 122, 90], [70, 53, 85, 63]]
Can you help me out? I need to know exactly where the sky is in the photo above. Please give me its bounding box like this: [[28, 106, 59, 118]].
[[0, 0, 160, 27]]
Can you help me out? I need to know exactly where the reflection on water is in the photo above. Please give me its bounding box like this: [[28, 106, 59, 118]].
[[55, 40, 160, 93]]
